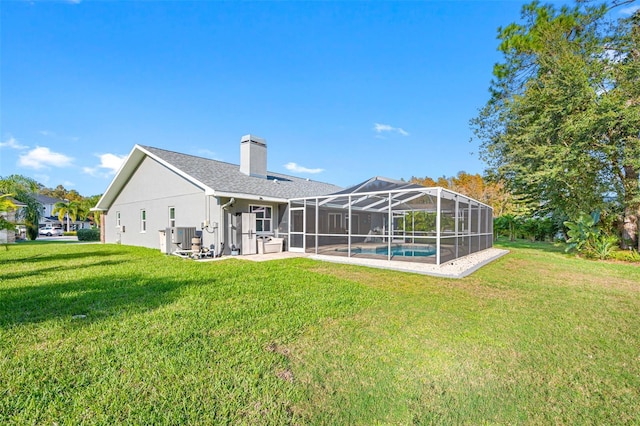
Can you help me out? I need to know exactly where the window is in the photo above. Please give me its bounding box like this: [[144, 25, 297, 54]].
[[116, 211, 121, 227], [168, 207, 175, 227], [328, 212, 342, 233], [140, 210, 146, 232], [250, 205, 272, 233]]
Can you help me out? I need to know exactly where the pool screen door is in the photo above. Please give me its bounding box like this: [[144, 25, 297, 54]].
[[289, 207, 305, 252]]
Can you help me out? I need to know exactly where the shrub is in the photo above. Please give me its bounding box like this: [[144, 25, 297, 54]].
[[565, 212, 599, 253], [77, 228, 100, 242], [564, 212, 619, 260], [588, 234, 619, 260], [610, 249, 640, 263]]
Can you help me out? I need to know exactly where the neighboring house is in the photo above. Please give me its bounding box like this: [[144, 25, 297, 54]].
[[0, 196, 27, 244], [36, 194, 91, 231], [36, 194, 65, 229], [94, 135, 342, 254]]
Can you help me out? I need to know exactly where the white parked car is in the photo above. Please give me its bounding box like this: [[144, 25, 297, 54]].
[[39, 226, 63, 237]]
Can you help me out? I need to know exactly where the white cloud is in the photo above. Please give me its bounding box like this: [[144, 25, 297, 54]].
[[82, 167, 98, 177], [620, 5, 639, 16], [98, 153, 127, 173], [83, 153, 127, 177], [284, 162, 324, 174], [196, 148, 218, 159], [19, 146, 73, 169], [0, 137, 28, 150], [373, 123, 409, 137], [374, 123, 393, 133]]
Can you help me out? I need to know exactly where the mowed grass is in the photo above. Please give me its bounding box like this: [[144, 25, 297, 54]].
[[1, 241, 639, 424]]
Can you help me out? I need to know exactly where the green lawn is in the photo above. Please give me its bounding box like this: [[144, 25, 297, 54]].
[[1, 241, 639, 424]]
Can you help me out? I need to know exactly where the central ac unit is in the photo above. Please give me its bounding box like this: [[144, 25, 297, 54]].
[[170, 227, 197, 250]]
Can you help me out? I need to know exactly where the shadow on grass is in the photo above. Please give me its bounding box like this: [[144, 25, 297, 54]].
[[0, 249, 123, 266], [1, 259, 128, 281], [15, 239, 83, 245], [0, 270, 210, 327]]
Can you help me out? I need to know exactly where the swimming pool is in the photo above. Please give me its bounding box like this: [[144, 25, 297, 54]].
[[340, 245, 436, 258]]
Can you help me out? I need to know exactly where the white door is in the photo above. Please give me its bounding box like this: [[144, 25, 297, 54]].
[[241, 213, 257, 255]]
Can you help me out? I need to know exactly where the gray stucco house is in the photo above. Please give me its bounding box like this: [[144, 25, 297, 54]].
[[94, 135, 341, 255]]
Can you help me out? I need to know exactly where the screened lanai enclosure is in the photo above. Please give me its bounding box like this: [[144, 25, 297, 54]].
[[288, 177, 493, 265]]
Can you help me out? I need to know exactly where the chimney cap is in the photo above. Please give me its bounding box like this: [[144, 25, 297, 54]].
[[241, 134, 266, 146]]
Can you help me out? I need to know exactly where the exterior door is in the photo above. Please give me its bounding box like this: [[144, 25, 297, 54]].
[[289, 207, 305, 252], [241, 212, 257, 255]]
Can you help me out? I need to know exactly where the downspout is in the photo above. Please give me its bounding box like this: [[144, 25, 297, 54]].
[[221, 198, 235, 210], [220, 198, 235, 255]]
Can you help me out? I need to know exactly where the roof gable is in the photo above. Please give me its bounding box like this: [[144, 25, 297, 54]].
[[35, 194, 65, 205]]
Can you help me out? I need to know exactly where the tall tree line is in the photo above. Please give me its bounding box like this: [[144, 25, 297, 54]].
[[410, 171, 514, 216], [471, 1, 639, 249]]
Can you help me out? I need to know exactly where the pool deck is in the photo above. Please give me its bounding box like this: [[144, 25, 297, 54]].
[[311, 247, 509, 278]]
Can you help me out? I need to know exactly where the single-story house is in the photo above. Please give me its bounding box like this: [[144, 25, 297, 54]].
[[95, 135, 493, 264], [94, 135, 342, 255]]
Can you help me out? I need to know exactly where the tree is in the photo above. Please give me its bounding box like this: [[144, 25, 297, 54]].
[[0, 175, 41, 240], [410, 171, 514, 215], [80, 194, 102, 228], [0, 194, 17, 216], [41, 185, 83, 202], [471, 1, 640, 249], [0, 194, 18, 249], [53, 200, 81, 232]]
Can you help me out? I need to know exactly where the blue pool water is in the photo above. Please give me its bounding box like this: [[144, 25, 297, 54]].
[[345, 245, 436, 258]]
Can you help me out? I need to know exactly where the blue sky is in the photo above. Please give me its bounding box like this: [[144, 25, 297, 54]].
[[5, 0, 630, 197]]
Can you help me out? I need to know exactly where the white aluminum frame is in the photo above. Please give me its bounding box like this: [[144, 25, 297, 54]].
[[289, 186, 493, 265]]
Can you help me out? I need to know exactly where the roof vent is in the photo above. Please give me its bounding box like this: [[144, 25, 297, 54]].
[[240, 135, 267, 178]]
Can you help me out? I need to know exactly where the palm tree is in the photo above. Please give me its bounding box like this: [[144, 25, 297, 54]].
[[79, 196, 101, 228], [494, 214, 519, 241], [53, 200, 80, 232]]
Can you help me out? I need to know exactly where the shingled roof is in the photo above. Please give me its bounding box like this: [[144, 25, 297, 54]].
[[95, 145, 341, 210], [144, 146, 341, 199]]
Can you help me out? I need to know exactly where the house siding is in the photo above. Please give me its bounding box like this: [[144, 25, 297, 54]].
[[95, 144, 342, 254], [104, 156, 211, 249]]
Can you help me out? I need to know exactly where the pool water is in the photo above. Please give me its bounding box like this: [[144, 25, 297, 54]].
[[348, 245, 436, 258]]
